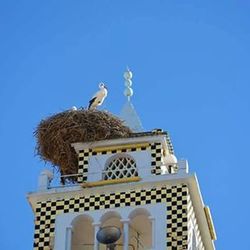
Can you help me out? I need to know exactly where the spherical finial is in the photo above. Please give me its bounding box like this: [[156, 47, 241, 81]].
[[123, 69, 133, 80], [125, 79, 132, 87], [124, 87, 133, 97], [123, 68, 133, 100]]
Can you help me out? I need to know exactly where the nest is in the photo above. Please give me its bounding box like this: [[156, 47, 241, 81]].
[[34, 109, 132, 183]]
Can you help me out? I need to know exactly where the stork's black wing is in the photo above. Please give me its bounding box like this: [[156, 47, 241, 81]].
[[88, 97, 97, 109]]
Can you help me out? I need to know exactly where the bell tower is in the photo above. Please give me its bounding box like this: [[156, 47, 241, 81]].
[[27, 70, 216, 250]]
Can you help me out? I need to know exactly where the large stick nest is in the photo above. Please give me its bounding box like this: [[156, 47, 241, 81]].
[[34, 109, 132, 183]]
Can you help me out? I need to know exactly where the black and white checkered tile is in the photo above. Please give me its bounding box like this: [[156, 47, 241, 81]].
[[33, 184, 189, 250], [150, 142, 163, 175]]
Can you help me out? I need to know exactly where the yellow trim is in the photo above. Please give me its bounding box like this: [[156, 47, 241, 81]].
[[204, 206, 217, 240], [81, 176, 141, 188], [93, 143, 150, 153]]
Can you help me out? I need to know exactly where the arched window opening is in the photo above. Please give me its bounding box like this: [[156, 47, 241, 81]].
[[71, 215, 94, 250], [129, 209, 152, 250], [99, 212, 123, 250], [104, 154, 138, 180]]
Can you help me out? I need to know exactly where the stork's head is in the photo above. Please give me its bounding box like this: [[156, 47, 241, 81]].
[[99, 82, 107, 89]]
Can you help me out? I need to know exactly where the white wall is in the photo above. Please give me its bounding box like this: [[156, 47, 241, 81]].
[[87, 150, 152, 182]]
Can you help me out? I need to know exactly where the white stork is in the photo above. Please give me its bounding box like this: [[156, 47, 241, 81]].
[[88, 82, 108, 110]]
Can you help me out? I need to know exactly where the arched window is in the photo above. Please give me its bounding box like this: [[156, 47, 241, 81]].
[[129, 208, 152, 250], [99, 211, 123, 250], [103, 154, 138, 180], [71, 215, 94, 250]]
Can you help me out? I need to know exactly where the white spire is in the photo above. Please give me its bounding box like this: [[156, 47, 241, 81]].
[[123, 66, 133, 101], [120, 68, 143, 132]]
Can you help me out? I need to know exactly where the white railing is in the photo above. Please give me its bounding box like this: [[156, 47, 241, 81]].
[[40, 160, 189, 190]]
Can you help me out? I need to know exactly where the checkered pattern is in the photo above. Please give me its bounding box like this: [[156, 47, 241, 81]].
[[77, 144, 151, 183], [166, 186, 189, 249], [78, 149, 92, 182], [33, 184, 189, 250], [150, 142, 163, 175]]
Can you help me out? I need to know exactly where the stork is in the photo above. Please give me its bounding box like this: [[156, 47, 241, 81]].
[[88, 83, 108, 109]]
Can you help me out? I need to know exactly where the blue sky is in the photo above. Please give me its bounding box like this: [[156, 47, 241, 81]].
[[0, 1, 249, 249]]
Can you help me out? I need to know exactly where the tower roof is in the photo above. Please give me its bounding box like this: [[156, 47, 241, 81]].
[[120, 101, 143, 132]]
